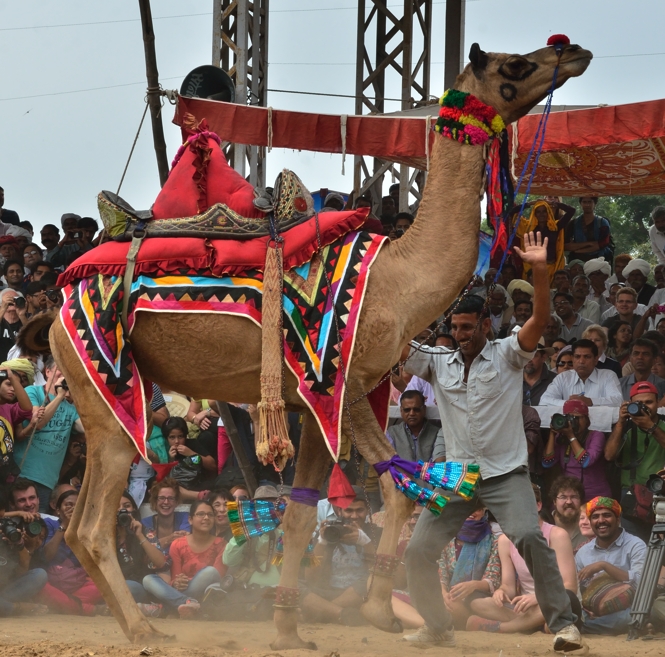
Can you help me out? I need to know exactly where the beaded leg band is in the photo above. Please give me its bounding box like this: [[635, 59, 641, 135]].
[[373, 553, 401, 577], [274, 586, 300, 609], [290, 487, 320, 507]]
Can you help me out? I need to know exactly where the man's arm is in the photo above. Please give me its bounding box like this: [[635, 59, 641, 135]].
[[513, 232, 549, 351], [538, 375, 566, 407], [605, 402, 629, 461], [591, 371, 624, 407]]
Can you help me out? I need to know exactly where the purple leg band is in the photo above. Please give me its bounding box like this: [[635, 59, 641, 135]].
[[290, 487, 320, 507]]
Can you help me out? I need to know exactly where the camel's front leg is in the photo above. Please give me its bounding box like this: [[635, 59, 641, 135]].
[[271, 411, 332, 651], [343, 392, 414, 633]]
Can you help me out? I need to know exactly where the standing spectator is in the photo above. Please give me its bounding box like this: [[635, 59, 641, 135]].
[[24, 282, 47, 318], [553, 292, 593, 343], [581, 325, 622, 378], [42, 215, 92, 270], [623, 259, 656, 306], [0, 187, 20, 226], [0, 290, 26, 363], [605, 253, 632, 290], [648, 206, 665, 266], [542, 401, 610, 501], [606, 320, 633, 368], [583, 258, 612, 317], [550, 476, 587, 551], [575, 496, 646, 634], [564, 196, 612, 263], [38, 225, 60, 262], [655, 263, 665, 289], [571, 276, 600, 324], [604, 381, 665, 542], [29, 261, 55, 283], [78, 217, 99, 245], [619, 339, 665, 400], [387, 391, 440, 461], [13, 357, 84, 512], [540, 339, 623, 408], [394, 212, 414, 237], [523, 339, 555, 406]]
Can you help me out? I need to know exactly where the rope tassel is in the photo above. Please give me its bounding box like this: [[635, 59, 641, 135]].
[[227, 499, 287, 545]]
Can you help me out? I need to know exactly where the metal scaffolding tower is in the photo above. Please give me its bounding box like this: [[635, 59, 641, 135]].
[[212, 0, 269, 187], [353, 0, 433, 212]]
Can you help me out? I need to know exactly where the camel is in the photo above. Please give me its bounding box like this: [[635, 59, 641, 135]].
[[25, 41, 591, 647]]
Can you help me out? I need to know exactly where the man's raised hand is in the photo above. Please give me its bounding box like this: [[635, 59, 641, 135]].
[[514, 231, 548, 266]]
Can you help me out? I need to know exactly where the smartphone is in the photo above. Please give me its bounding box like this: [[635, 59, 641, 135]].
[[72, 231, 82, 240]]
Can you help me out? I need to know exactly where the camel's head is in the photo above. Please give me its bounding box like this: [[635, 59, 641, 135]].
[[455, 41, 592, 125]]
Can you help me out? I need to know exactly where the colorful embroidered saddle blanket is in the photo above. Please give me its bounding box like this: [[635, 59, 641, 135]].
[[60, 230, 390, 462]]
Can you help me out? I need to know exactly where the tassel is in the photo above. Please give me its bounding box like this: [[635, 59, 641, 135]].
[[227, 499, 286, 545], [392, 471, 449, 516], [328, 462, 356, 508], [418, 461, 481, 500], [272, 536, 320, 568]]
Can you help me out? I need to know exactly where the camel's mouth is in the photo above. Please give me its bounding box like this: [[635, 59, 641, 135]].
[[559, 48, 593, 76]]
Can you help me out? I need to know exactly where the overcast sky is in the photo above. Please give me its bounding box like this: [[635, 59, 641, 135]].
[[1, 0, 664, 234]]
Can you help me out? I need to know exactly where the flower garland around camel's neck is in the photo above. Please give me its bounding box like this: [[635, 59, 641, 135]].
[[434, 89, 505, 146]]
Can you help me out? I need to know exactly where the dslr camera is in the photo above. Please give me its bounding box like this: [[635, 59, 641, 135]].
[[627, 401, 649, 417], [551, 413, 580, 432], [321, 519, 353, 544], [0, 517, 44, 547], [116, 509, 133, 528]]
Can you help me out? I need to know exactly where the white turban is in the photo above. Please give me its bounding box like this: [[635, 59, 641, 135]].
[[622, 258, 651, 278], [6, 226, 31, 240], [507, 279, 534, 298], [583, 257, 611, 277]]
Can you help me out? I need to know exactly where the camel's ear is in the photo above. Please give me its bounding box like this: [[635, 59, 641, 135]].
[[469, 43, 488, 71]]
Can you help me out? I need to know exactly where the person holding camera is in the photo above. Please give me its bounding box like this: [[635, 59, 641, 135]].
[[604, 381, 665, 542], [542, 400, 611, 502], [42, 213, 93, 270], [0, 289, 27, 363]]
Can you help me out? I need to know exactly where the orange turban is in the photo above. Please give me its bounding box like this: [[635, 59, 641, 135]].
[[586, 496, 621, 518]]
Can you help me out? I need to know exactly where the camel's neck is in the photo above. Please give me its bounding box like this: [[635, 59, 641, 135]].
[[375, 134, 486, 338]]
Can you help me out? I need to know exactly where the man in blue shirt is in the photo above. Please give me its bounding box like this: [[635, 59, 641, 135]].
[[13, 356, 83, 512]]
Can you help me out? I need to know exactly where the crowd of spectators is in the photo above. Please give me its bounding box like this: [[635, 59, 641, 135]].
[[0, 190, 664, 640]]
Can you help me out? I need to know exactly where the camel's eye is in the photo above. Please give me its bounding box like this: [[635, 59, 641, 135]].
[[499, 57, 538, 81]]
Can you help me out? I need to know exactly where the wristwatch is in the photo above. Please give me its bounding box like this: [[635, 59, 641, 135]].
[[646, 423, 658, 435]]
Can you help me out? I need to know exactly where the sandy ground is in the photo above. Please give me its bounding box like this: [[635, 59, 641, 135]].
[[0, 615, 663, 657]]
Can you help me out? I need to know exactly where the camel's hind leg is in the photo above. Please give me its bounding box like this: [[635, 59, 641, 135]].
[[271, 410, 331, 651], [50, 318, 168, 642], [342, 388, 413, 634]]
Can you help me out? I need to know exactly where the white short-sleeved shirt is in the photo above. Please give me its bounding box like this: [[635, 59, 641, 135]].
[[404, 333, 533, 479]]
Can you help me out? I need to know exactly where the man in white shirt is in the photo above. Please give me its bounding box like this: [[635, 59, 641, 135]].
[[571, 275, 600, 324], [583, 258, 612, 316], [604, 253, 632, 291], [648, 206, 665, 266], [600, 283, 646, 324], [539, 339, 623, 407]]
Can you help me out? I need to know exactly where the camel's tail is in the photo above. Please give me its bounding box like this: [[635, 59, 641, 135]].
[[17, 310, 57, 355]]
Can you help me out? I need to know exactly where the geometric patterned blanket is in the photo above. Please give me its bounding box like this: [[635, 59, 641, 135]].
[[60, 230, 389, 462]]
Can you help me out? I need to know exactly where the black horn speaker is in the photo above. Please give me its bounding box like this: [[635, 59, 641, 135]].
[[180, 65, 236, 103]]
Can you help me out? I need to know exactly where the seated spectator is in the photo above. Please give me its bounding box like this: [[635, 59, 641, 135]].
[[141, 479, 191, 563], [543, 314, 563, 348], [540, 339, 623, 408], [143, 499, 226, 618], [45, 483, 75, 519], [472, 268, 501, 300], [500, 263, 518, 288], [3, 260, 24, 292], [115, 491, 165, 614], [581, 325, 621, 378], [604, 381, 665, 542], [208, 489, 234, 541], [553, 292, 593, 342], [602, 286, 643, 333], [550, 476, 587, 551], [39, 490, 105, 615], [24, 282, 46, 318], [0, 238, 20, 265], [0, 364, 35, 487], [549, 338, 568, 370], [506, 279, 534, 306], [0, 488, 47, 616], [551, 269, 572, 298], [568, 261, 585, 279], [555, 345, 574, 374], [619, 338, 665, 401], [653, 352, 665, 379], [488, 285, 512, 336], [577, 506, 594, 551], [571, 276, 600, 324], [438, 508, 501, 629], [58, 435, 86, 488], [22, 244, 42, 271], [523, 338, 556, 406], [523, 405, 544, 487], [6, 478, 48, 522], [0, 289, 26, 363], [13, 356, 84, 512], [606, 320, 633, 367], [29, 261, 55, 283], [387, 391, 440, 461], [467, 484, 579, 633], [583, 258, 612, 316], [230, 485, 249, 502], [576, 496, 646, 634], [543, 402, 609, 501], [606, 253, 632, 290], [623, 259, 656, 307]]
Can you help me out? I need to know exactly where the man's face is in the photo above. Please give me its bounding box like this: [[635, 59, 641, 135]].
[[23, 246, 41, 267], [553, 273, 570, 292], [544, 317, 560, 341], [501, 266, 517, 285], [580, 197, 597, 214], [435, 335, 454, 348], [554, 488, 581, 523], [631, 344, 655, 374], [615, 292, 637, 316], [615, 260, 629, 278], [627, 270, 647, 292], [82, 226, 96, 243], [488, 291, 505, 314], [381, 198, 395, 216], [0, 244, 16, 260], [590, 508, 620, 541], [553, 295, 573, 319], [572, 277, 590, 299], [338, 500, 368, 528], [655, 265, 665, 288], [514, 302, 532, 325], [395, 218, 411, 233], [573, 347, 598, 378], [62, 217, 78, 234], [12, 486, 39, 514], [6, 264, 23, 286], [40, 227, 59, 249], [484, 269, 498, 288], [450, 313, 489, 356], [588, 270, 608, 292], [632, 392, 658, 421], [27, 289, 47, 311], [33, 265, 50, 282], [524, 350, 545, 376], [654, 214, 665, 234], [400, 396, 425, 429]]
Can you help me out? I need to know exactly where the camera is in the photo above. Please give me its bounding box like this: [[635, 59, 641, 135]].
[[60, 380, 69, 391], [627, 401, 649, 417], [116, 509, 133, 528], [656, 305, 665, 314], [321, 519, 352, 544], [646, 473, 665, 495], [551, 413, 579, 432], [0, 517, 44, 546], [14, 297, 26, 310], [46, 289, 61, 304], [394, 228, 405, 238]]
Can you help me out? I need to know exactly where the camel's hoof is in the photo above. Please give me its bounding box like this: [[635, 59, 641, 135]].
[[361, 600, 403, 634], [270, 636, 318, 651]]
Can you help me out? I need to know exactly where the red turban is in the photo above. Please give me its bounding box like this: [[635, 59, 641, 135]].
[[630, 381, 658, 398], [586, 496, 621, 518], [563, 400, 589, 416]]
